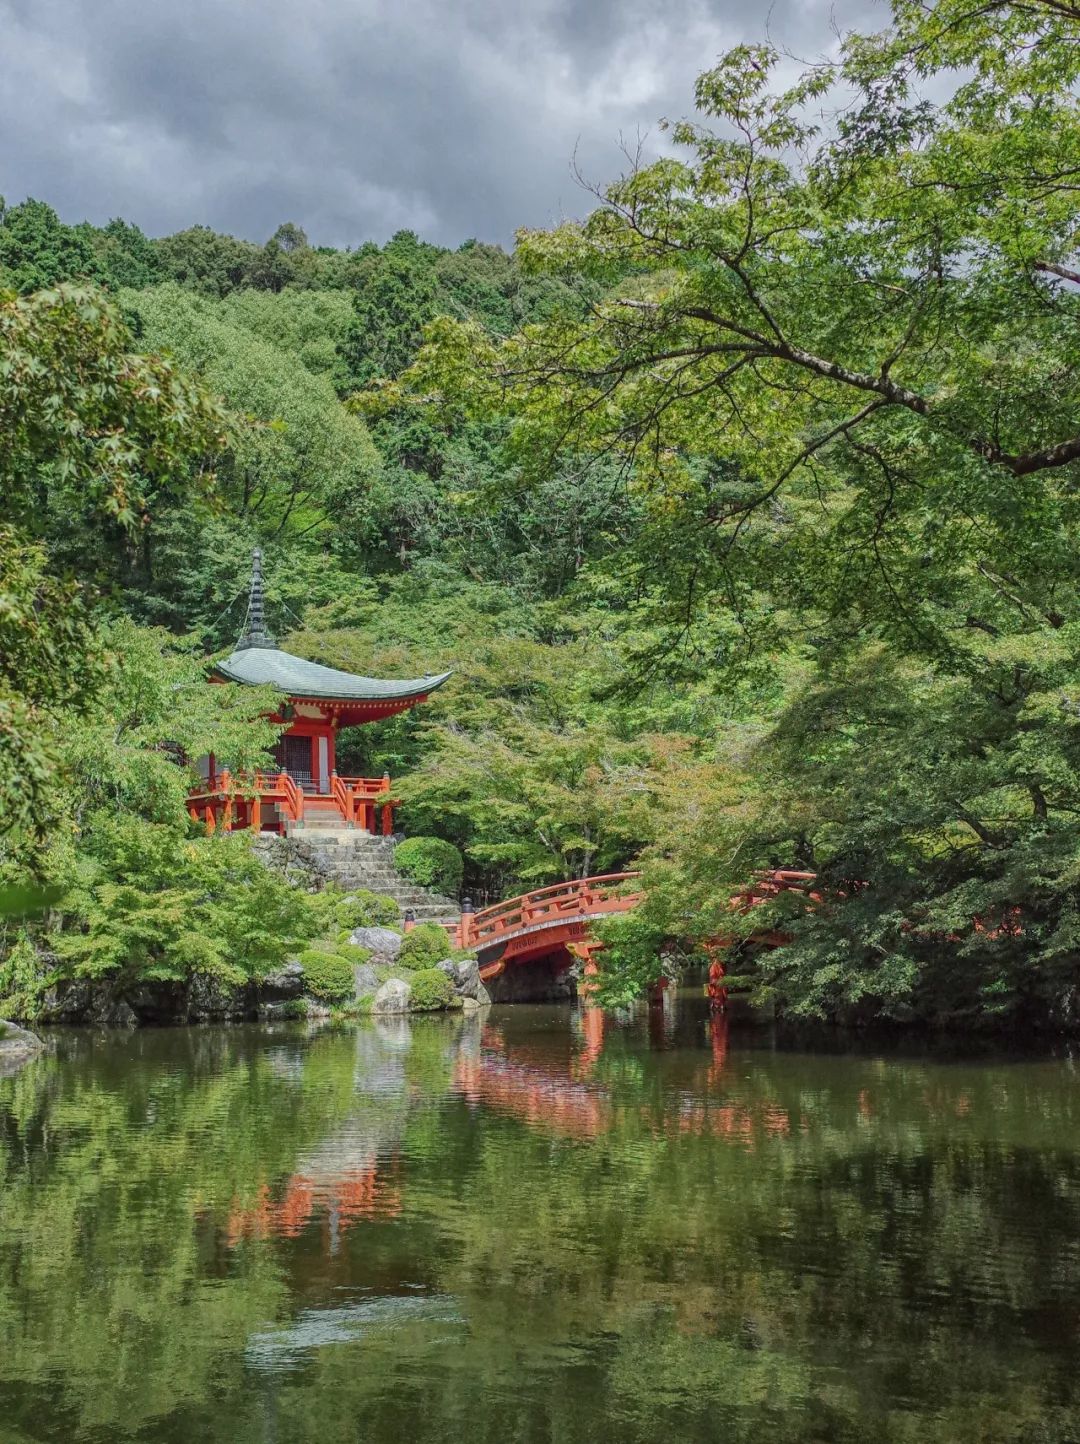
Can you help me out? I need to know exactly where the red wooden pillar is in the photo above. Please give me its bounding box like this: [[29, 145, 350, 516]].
[[220, 769, 233, 832], [381, 804, 393, 836], [707, 959, 728, 1011], [251, 794, 262, 832], [205, 806, 216, 836], [459, 898, 475, 949]]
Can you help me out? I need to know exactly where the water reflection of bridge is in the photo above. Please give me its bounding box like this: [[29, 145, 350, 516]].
[[452, 1013, 793, 1146], [227, 1007, 795, 1255]]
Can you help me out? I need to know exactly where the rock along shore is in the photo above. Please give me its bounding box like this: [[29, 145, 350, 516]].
[[0, 1020, 44, 1075]]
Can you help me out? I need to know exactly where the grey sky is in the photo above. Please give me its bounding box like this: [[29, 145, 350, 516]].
[[0, 0, 885, 249]]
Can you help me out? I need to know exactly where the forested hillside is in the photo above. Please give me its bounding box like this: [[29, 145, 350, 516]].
[[3, 0, 1080, 1029]]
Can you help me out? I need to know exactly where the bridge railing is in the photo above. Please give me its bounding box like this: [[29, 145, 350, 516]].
[[458, 873, 641, 951]]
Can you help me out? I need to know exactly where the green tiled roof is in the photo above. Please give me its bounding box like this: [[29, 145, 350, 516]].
[[215, 646, 452, 702]]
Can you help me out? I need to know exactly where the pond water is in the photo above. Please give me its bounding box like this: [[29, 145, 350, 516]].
[[2, 997, 1080, 1442]]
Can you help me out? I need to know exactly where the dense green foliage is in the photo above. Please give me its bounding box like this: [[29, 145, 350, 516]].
[[404, 0, 1080, 1027], [407, 966, 456, 1010], [329, 890, 401, 932], [398, 922, 456, 971], [4, 0, 1080, 1026], [297, 949, 357, 1002], [394, 837, 463, 896]]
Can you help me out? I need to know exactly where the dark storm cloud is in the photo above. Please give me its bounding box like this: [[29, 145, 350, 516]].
[[0, 0, 885, 248]]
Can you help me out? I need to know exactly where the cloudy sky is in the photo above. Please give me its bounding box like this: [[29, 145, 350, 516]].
[[1, 0, 883, 249]]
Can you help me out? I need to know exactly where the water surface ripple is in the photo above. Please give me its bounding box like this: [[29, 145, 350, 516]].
[[2, 999, 1080, 1442]]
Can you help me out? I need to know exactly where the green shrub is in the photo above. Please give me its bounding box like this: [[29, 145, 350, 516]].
[[334, 890, 401, 931], [307, 887, 400, 939], [399, 922, 454, 970], [335, 942, 373, 966], [279, 999, 308, 1019], [394, 837, 463, 896], [298, 949, 354, 1001], [408, 967, 455, 1011], [0, 935, 49, 1022]]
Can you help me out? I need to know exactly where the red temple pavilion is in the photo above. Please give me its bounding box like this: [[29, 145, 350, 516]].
[[188, 551, 451, 836]]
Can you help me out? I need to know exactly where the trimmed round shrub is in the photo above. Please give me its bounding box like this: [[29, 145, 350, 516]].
[[408, 967, 455, 1011], [398, 922, 454, 971], [394, 837, 463, 897], [298, 949, 354, 1001]]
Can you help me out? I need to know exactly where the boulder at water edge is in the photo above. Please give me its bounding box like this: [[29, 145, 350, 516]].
[[436, 959, 491, 1009], [372, 977, 412, 1014], [260, 960, 305, 999], [0, 1020, 44, 1076], [353, 963, 380, 999]]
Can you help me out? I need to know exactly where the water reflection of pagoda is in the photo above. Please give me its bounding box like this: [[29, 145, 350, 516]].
[[227, 1030, 412, 1251]]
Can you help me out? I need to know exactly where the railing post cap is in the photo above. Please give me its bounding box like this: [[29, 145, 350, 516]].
[[462, 896, 475, 913]]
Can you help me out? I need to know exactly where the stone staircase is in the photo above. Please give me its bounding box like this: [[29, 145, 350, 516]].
[[288, 828, 461, 928]]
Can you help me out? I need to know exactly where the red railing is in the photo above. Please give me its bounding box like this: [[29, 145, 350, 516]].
[[187, 769, 398, 834], [330, 774, 399, 835], [330, 772, 354, 825], [455, 873, 641, 951], [188, 768, 307, 833]]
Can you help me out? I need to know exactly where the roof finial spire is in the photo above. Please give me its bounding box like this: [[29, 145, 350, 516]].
[[236, 547, 276, 651]]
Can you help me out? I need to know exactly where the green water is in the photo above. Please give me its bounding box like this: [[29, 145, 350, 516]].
[[2, 1001, 1080, 1443]]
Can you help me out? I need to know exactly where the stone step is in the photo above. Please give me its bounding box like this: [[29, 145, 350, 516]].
[[274, 830, 463, 937]]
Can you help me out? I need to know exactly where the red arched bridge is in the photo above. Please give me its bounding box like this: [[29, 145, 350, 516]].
[[444, 867, 1022, 993], [441, 868, 821, 986], [447, 874, 643, 982]]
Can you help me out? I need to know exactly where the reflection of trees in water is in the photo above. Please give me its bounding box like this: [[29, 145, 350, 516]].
[[2, 1019, 1080, 1442], [431, 1016, 1080, 1444]]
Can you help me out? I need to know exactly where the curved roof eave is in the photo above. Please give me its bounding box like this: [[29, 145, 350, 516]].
[[213, 647, 453, 703]]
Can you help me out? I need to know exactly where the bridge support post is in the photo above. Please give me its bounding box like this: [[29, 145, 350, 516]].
[[568, 939, 602, 1001], [707, 958, 728, 1011]]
